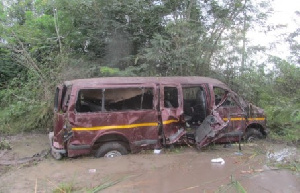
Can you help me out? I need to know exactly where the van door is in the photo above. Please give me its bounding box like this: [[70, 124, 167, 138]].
[[52, 85, 66, 147], [213, 87, 246, 140], [194, 86, 230, 148], [160, 84, 185, 144]]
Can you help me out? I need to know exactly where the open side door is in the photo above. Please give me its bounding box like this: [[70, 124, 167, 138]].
[[195, 87, 247, 148], [195, 110, 229, 148], [159, 84, 186, 144]]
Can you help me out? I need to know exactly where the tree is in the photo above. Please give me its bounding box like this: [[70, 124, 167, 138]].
[[139, 0, 271, 77], [286, 11, 300, 65]]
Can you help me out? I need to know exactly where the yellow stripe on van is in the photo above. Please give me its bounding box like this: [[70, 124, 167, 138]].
[[163, 119, 179, 125], [249, 118, 265, 121], [72, 119, 179, 131], [72, 122, 158, 131], [223, 117, 265, 121]]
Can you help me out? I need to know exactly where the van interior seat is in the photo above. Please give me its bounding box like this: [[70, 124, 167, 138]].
[[188, 89, 206, 124]]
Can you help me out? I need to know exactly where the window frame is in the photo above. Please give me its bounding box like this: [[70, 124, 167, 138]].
[[74, 85, 156, 114], [54, 87, 60, 112]]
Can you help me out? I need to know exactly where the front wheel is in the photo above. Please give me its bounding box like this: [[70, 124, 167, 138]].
[[244, 128, 263, 142], [51, 149, 63, 160], [95, 141, 128, 158]]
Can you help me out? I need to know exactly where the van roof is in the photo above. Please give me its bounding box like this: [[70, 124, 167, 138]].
[[64, 76, 230, 90]]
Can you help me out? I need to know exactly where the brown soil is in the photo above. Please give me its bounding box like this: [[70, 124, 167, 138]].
[[0, 134, 299, 193]]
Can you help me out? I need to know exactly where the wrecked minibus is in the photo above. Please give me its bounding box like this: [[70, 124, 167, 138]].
[[49, 77, 267, 159]]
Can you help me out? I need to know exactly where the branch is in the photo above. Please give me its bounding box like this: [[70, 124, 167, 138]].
[[53, 8, 62, 53]]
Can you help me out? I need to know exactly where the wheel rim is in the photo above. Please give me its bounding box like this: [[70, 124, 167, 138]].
[[104, 150, 122, 158]]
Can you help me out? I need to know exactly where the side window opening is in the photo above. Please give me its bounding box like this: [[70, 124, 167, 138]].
[[54, 85, 69, 112], [164, 87, 178, 108], [105, 88, 154, 111], [213, 87, 236, 107], [76, 87, 154, 113], [213, 87, 227, 106], [62, 86, 71, 112], [221, 97, 236, 107], [77, 89, 103, 113], [183, 86, 206, 124], [54, 87, 59, 111]]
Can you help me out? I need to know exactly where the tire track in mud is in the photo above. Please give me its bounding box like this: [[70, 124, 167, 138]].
[[0, 149, 49, 165]]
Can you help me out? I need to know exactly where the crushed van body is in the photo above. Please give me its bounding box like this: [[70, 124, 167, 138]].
[[49, 77, 267, 159]]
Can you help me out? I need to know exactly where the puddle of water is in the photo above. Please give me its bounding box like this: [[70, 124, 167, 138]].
[[267, 147, 297, 163], [242, 170, 300, 193]]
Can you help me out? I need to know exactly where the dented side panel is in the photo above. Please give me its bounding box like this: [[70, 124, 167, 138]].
[[65, 84, 160, 157], [52, 85, 65, 149], [160, 84, 186, 144], [215, 103, 245, 136]]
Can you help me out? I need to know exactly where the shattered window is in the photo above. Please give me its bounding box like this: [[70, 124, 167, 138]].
[[76, 87, 154, 113], [105, 88, 153, 111], [221, 97, 236, 107], [213, 87, 227, 106], [164, 87, 178, 108], [213, 87, 236, 107]]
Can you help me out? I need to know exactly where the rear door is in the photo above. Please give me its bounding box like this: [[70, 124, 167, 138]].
[[53, 85, 66, 147], [159, 84, 185, 144]]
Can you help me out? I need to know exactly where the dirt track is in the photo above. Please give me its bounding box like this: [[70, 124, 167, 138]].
[[0, 133, 299, 193]]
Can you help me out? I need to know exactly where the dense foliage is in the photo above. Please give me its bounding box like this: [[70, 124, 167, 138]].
[[0, 0, 299, 142]]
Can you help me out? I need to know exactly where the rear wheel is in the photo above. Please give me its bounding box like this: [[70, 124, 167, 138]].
[[95, 141, 128, 158], [244, 128, 263, 142]]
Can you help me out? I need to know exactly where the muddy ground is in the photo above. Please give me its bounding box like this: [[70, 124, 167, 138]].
[[0, 133, 299, 193]]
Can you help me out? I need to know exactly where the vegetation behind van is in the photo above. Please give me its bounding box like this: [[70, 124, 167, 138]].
[[49, 77, 267, 159]]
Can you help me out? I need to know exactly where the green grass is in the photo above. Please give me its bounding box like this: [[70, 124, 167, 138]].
[[270, 162, 300, 172], [85, 176, 131, 193], [51, 175, 131, 193], [216, 175, 246, 193], [52, 182, 75, 193], [0, 139, 11, 150], [0, 103, 52, 135], [269, 129, 300, 145]]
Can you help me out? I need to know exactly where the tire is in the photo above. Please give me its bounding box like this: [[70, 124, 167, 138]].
[[244, 128, 263, 142], [95, 141, 128, 158]]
